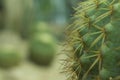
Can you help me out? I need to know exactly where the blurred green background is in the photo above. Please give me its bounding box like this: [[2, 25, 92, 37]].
[[0, 0, 80, 80]]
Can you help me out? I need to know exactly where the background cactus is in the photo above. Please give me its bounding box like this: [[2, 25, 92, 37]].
[[64, 0, 120, 80], [29, 22, 56, 66], [0, 31, 22, 68]]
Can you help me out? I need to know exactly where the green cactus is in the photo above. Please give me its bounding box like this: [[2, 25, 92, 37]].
[[0, 49, 21, 68], [31, 22, 51, 34], [29, 22, 56, 66], [64, 0, 120, 80], [29, 33, 56, 66], [0, 31, 22, 68]]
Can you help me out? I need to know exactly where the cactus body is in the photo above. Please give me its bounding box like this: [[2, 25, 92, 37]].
[[0, 31, 22, 68], [29, 22, 56, 66], [65, 0, 120, 80], [29, 33, 56, 66]]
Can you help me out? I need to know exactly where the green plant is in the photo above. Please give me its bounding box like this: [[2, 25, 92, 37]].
[[0, 49, 21, 68], [0, 31, 22, 68], [29, 22, 56, 66], [31, 22, 51, 34], [64, 0, 120, 80]]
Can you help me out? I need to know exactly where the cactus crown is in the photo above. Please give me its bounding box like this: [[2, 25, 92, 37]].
[[64, 0, 120, 80]]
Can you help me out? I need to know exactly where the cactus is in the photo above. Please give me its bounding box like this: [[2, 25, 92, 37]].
[[64, 0, 120, 80], [31, 22, 51, 34], [29, 22, 56, 66], [0, 31, 22, 68]]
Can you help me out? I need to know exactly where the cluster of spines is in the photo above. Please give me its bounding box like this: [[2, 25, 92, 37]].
[[64, 0, 120, 80]]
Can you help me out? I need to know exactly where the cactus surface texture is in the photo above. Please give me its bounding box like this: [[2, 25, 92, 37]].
[[64, 0, 120, 80]]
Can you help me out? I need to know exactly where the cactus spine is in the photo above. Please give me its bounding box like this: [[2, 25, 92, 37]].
[[64, 0, 120, 80]]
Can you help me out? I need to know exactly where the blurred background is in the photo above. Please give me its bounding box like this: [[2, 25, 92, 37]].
[[0, 0, 80, 80]]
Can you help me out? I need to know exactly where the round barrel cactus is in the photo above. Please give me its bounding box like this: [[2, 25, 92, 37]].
[[64, 0, 120, 80], [29, 22, 56, 66], [0, 31, 22, 68]]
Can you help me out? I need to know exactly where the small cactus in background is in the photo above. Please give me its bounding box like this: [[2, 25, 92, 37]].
[[29, 22, 56, 66], [3, 0, 35, 39], [30, 22, 51, 34], [64, 0, 120, 80], [0, 31, 22, 68]]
